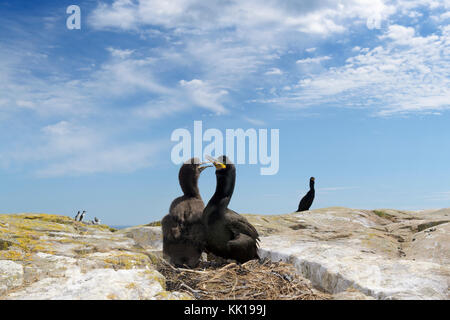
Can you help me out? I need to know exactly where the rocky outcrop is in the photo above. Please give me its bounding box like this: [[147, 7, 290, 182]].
[[1, 208, 449, 300], [244, 207, 450, 300], [0, 214, 188, 300]]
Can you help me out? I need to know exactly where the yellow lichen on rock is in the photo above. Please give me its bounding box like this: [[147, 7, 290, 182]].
[[106, 293, 119, 300], [18, 213, 74, 224], [140, 269, 166, 290], [103, 252, 151, 270], [0, 212, 191, 300], [0, 250, 26, 261], [125, 282, 137, 290]]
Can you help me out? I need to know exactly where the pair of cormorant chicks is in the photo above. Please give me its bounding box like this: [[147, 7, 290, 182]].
[[162, 156, 260, 268]]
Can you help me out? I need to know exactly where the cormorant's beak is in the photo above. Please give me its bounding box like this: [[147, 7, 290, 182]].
[[205, 155, 226, 170]]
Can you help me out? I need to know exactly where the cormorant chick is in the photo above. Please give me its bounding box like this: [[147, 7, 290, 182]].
[[202, 156, 260, 263], [162, 158, 211, 268]]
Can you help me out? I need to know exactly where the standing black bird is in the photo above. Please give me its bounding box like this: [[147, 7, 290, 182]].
[[162, 157, 211, 268], [202, 156, 260, 263], [297, 177, 315, 212], [74, 211, 81, 221], [79, 210, 86, 222]]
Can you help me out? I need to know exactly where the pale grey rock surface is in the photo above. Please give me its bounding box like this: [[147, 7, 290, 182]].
[[245, 207, 450, 300], [2, 209, 448, 300], [117, 226, 162, 250], [0, 260, 24, 295], [0, 214, 188, 300], [6, 267, 170, 300]]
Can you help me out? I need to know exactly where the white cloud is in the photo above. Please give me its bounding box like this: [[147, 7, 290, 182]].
[[133, 101, 185, 119], [90, 0, 140, 30], [396, 0, 448, 13], [83, 0, 449, 119], [2, 0, 450, 180], [264, 24, 450, 115], [1, 39, 232, 121], [133, 78, 229, 119], [296, 56, 332, 64], [40, 121, 101, 156], [106, 47, 135, 59], [2, 120, 164, 177], [16, 100, 36, 109], [36, 142, 161, 177], [265, 68, 283, 75], [242, 117, 266, 126], [89, 0, 396, 36], [88, 55, 173, 96], [179, 79, 228, 114], [0, 44, 96, 117], [380, 24, 416, 44]]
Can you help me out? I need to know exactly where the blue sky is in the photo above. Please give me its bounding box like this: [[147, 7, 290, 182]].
[[0, 0, 449, 225]]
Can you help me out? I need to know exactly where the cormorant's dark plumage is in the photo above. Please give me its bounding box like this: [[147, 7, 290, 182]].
[[202, 156, 260, 263], [162, 158, 210, 268], [297, 177, 315, 212]]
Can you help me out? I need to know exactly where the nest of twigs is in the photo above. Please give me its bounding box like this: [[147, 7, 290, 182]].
[[156, 257, 330, 300]]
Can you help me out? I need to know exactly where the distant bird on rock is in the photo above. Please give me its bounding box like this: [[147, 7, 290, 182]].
[[74, 211, 81, 221], [79, 210, 86, 222], [297, 177, 315, 212]]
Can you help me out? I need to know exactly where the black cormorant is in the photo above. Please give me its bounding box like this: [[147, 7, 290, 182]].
[[79, 210, 86, 222], [202, 156, 260, 263], [297, 177, 315, 212], [74, 211, 81, 221], [162, 157, 211, 268]]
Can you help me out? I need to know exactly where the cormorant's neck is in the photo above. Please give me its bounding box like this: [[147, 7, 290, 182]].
[[207, 169, 235, 209], [309, 180, 315, 191], [180, 178, 201, 198]]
